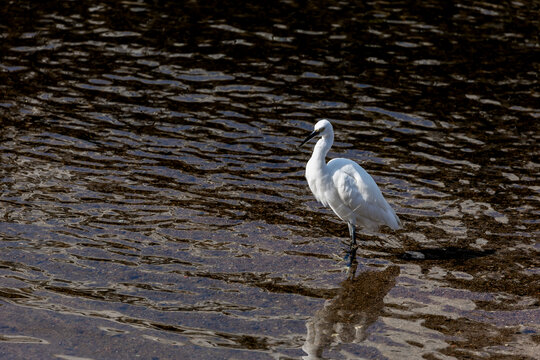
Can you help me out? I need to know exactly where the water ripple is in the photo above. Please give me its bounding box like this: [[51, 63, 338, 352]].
[[0, 1, 538, 359]]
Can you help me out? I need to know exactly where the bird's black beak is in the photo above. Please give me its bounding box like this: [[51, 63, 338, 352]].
[[299, 129, 319, 147]]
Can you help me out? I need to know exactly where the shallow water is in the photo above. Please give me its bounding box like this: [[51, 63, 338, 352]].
[[0, 1, 539, 359]]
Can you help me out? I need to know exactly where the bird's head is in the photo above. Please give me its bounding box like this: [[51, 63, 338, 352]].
[[299, 119, 333, 147]]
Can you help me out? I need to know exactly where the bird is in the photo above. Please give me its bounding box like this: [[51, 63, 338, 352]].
[[299, 119, 401, 264]]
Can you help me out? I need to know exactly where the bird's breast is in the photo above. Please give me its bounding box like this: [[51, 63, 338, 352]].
[[305, 164, 334, 207]]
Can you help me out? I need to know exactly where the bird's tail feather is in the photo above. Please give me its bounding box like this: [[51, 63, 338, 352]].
[[386, 207, 402, 230]]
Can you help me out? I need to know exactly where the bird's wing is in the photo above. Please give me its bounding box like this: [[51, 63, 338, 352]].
[[329, 159, 400, 230]]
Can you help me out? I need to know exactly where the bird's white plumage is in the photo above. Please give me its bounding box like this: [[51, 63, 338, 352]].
[[303, 119, 401, 232]]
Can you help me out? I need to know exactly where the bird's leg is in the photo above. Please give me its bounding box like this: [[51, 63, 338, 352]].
[[347, 260, 358, 280], [344, 223, 358, 266], [348, 222, 357, 250]]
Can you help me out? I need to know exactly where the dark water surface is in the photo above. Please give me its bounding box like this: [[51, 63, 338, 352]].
[[1, 1, 539, 359]]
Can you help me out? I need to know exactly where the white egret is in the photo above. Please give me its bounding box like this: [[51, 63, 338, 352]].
[[299, 119, 401, 263]]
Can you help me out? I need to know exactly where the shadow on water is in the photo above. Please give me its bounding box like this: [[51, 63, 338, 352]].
[[302, 265, 400, 359]]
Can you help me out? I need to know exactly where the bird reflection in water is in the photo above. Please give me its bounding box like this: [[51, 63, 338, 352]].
[[302, 265, 400, 359]]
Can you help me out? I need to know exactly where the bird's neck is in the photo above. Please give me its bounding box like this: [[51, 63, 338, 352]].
[[309, 134, 333, 168]]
